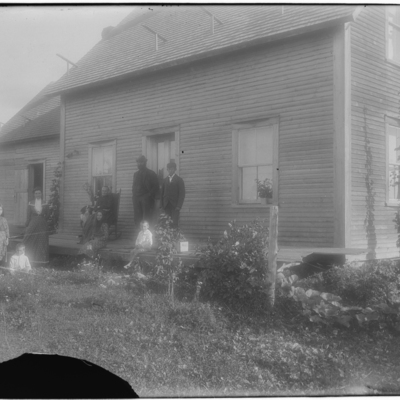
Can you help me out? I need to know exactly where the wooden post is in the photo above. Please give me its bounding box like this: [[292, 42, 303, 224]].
[[267, 206, 278, 307], [59, 96, 66, 233]]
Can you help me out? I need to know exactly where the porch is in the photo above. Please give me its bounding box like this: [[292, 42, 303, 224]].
[[8, 232, 367, 266]]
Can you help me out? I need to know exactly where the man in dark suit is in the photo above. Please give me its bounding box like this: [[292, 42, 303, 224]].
[[160, 162, 185, 228], [132, 155, 159, 232]]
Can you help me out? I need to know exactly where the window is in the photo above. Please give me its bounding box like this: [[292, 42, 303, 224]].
[[387, 6, 400, 65], [142, 128, 178, 185], [387, 118, 400, 203], [155, 134, 176, 184], [89, 141, 116, 196], [232, 118, 278, 205]]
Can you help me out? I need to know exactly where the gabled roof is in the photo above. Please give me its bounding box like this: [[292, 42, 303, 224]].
[[0, 82, 60, 144], [46, 5, 360, 96]]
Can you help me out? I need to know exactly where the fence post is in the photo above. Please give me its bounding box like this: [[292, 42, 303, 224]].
[[267, 205, 279, 307]]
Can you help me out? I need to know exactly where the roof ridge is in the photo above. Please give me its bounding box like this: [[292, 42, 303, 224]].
[[102, 7, 162, 41], [45, 6, 361, 96]]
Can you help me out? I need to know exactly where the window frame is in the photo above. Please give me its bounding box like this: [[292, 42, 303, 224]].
[[386, 6, 400, 67], [231, 117, 279, 207], [386, 115, 400, 206], [88, 140, 117, 194]]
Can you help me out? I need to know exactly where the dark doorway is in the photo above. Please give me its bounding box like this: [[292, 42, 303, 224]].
[[29, 163, 44, 199]]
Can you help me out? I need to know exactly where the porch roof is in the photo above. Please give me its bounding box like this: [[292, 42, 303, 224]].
[[0, 82, 60, 144], [0, 105, 60, 144], [45, 5, 360, 96]]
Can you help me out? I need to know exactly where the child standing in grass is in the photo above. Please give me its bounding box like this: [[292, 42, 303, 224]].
[[124, 221, 153, 269], [9, 243, 32, 275]]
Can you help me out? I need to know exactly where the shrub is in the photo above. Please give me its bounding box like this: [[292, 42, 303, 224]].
[[195, 220, 269, 312], [277, 260, 400, 329], [151, 214, 186, 298], [299, 260, 400, 308], [174, 263, 201, 301]]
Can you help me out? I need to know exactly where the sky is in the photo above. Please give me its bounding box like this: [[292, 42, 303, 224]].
[[0, 5, 135, 126]]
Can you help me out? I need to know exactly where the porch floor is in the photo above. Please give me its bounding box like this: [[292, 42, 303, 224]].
[[9, 233, 367, 264]]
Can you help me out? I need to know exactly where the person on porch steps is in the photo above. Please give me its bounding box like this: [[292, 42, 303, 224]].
[[124, 221, 153, 269], [78, 211, 109, 260]]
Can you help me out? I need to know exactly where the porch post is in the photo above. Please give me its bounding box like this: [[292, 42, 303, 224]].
[[59, 96, 66, 232], [267, 205, 278, 307], [333, 23, 352, 248]]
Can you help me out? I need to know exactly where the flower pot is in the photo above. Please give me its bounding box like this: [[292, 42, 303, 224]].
[[260, 197, 272, 205]]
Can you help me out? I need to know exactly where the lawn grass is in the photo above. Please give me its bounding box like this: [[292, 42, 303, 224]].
[[0, 261, 400, 396]]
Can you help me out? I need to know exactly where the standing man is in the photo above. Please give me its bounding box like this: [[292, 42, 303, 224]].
[[160, 162, 185, 229], [132, 155, 159, 232]]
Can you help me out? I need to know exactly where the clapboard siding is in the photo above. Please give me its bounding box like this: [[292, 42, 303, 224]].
[[0, 148, 17, 222], [351, 6, 400, 258], [62, 31, 335, 245], [0, 138, 59, 225]]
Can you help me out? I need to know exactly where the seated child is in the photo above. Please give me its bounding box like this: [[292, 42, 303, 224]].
[[9, 243, 32, 275], [124, 221, 153, 269], [80, 205, 94, 228]]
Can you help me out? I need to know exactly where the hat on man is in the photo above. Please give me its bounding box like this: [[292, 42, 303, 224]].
[[167, 162, 177, 169], [136, 155, 147, 162]]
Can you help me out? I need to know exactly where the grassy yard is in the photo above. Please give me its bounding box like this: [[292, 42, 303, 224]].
[[0, 259, 400, 396]]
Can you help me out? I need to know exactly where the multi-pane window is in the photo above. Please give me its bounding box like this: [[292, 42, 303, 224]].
[[89, 141, 116, 196], [233, 120, 278, 204], [387, 6, 400, 64], [143, 132, 176, 186], [156, 134, 175, 184], [388, 123, 400, 201]]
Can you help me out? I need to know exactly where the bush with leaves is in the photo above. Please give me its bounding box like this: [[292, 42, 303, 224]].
[[195, 220, 269, 311], [297, 260, 400, 308], [277, 260, 400, 330], [151, 214, 186, 298], [47, 162, 62, 234]]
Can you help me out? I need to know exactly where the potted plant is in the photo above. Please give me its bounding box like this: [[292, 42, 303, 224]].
[[255, 178, 273, 204], [83, 182, 98, 207]]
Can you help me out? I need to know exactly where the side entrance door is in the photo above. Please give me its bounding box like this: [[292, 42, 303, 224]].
[[14, 162, 45, 226]]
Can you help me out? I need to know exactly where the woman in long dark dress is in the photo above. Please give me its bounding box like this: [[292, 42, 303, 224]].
[[23, 188, 49, 265], [78, 211, 109, 259]]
